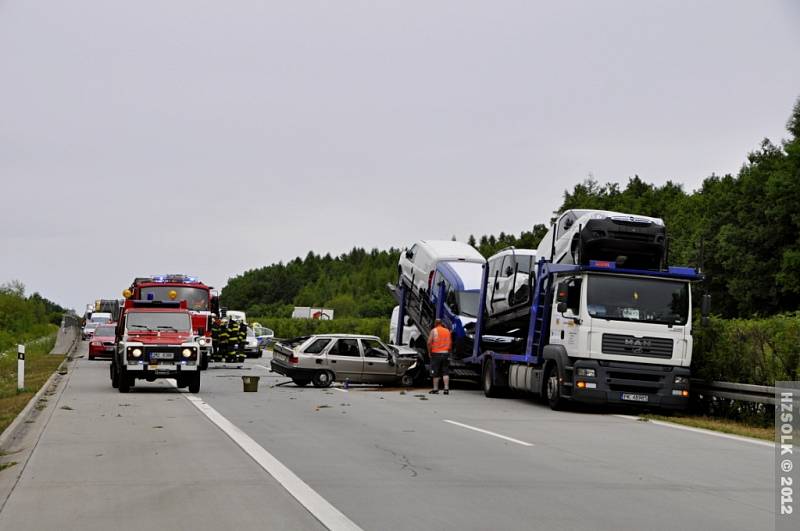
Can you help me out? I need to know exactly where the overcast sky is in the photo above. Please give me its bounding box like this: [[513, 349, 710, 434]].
[[1, 1, 799, 311]]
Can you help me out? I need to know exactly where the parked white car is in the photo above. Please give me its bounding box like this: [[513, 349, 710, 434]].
[[536, 209, 666, 269], [485, 248, 537, 316], [398, 240, 485, 295], [389, 305, 420, 346]]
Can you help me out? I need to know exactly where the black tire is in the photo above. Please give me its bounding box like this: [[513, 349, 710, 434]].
[[400, 373, 414, 387], [111, 362, 119, 388], [312, 370, 333, 388], [176, 376, 189, 389], [545, 363, 567, 411], [188, 372, 201, 393], [199, 353, 209, 371], [482, 359, 501, 398], [118, 369, 130, 393], [292, 378, 310, 387]]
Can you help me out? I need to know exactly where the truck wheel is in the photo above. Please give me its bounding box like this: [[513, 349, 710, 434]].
[[545, 363, 566, 410], [118, 370, 131, 393], [188, 373, 201, 393], [199, 353, 208, 371], [292, 378, 310, 387], [312, 371, 333, 388], [482, 359, 501, 398]]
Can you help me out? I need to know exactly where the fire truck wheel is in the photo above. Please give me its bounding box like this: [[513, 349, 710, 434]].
[[312, 371, 333, 388], [199, 354, 208, 371], [188, 373, 201, 393], [118, 371, 131, 393], [176, 376, 188, 389], [111, 363, 119, 388]]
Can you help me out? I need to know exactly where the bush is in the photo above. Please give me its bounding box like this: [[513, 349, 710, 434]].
[[250, 316, 390, 342], [692, 312, 800, 385]]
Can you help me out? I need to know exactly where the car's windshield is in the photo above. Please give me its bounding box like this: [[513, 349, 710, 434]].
[[95, 326, 116, 336], [587, 275, 689, 325], [456, 290, 481, 318], [138, 286, 209, 310], [126, 312, 192, 331]]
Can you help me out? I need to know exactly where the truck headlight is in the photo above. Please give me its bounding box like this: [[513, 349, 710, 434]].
[[131, 348, 142, 358], [198, 338, 208, 346], [576, 368, 596, 377], [674, 375, 689, 385], [182, 348, 193, 358]]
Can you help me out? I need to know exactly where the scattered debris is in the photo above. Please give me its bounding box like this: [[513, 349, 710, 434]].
[[118, 403, 131, 407], [60, 405, 74, 411], [152, 425, 164, 429]]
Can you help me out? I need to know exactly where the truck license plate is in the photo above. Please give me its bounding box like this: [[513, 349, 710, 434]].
[[151, 352, 174, 360], [621, 393, 649, 402]]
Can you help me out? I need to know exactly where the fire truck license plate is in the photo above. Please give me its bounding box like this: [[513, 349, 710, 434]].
[[151, 352, 174, 360], [621, 393, 649, 402]]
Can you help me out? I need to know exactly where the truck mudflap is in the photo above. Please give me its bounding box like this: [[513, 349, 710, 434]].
[[569, 360, 690, 410]]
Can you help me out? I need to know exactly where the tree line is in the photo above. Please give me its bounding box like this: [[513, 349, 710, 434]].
[[0, 281, 67, 352], [222, 98, 800, 321]]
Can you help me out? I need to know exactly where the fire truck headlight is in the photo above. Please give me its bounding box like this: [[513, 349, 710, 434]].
[[198, 338, 207, 346], [182, 348, 193, 358], [131, 348, 142, 358]]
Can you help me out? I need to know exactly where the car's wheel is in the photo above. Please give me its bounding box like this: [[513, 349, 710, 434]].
[[312, 371, 333, 388], [482, 359, 501, 398], [545, 362, 567, 411], [292, 378, 310, 387], [118, 370, 130, 393], [188, 373, 201, 393], [400, 373, 414, 387], [88, 353, 95, 361]]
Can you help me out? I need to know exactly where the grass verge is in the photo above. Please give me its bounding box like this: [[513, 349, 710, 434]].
[[641, 414, 774, 441], [0, 335, 62, 435]]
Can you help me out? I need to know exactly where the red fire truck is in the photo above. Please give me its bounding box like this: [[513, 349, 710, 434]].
[[123, 274, 218, 370]]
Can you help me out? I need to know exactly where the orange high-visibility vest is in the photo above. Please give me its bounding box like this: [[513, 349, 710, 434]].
[[428, 325, 452, 354]]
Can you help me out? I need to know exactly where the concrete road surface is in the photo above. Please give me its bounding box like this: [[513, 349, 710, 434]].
[[0, 342, 775, 531]]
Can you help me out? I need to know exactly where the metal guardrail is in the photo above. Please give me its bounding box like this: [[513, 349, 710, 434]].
[[692, 379, 776, 405]]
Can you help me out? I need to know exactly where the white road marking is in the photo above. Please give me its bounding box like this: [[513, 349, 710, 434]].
[[333, 387, 348, 393], [253, 364, 270, 371], [613, 415, 774, 448], [443, 419, 534, 447], [172, 384, 362, 531]]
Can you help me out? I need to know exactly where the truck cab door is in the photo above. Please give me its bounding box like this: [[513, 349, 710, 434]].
[[551, 277, 582, 352]]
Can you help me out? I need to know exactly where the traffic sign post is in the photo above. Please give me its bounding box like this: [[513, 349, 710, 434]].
[[17, 344, 25, 390]]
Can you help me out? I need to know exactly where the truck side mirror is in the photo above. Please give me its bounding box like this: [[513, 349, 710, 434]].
[[557, 302, 567, 313], [701, 294, 711, 326]]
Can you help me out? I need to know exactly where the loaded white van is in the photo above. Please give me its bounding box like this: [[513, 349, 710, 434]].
[[398, 240, 485, 296], [485, 248, 537, 317]]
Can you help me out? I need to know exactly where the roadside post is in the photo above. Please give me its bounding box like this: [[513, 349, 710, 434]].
[[17, 344, 25, 390]]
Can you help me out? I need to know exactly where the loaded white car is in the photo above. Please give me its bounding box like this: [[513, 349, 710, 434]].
[[271, 334, 423, 388], [536, 209, 666, 270], [485, 248, 537, 317]]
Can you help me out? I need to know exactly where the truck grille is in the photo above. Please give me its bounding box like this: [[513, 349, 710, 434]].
[[602, 334, 673, 359]]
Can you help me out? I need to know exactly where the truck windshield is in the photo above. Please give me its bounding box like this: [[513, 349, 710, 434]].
[[586, 275, 689, 325], [126, 312, 192, 332], [138, 286, 209, 310]]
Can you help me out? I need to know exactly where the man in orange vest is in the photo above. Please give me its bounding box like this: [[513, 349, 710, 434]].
[[427, 318, 452, 395]]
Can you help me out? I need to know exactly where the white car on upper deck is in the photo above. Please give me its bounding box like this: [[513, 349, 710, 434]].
[[398, 240, 485, 295]]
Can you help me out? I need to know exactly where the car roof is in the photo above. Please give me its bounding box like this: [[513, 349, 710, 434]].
[[487, 247, 537, 260], [416, 240, 485, 262], [308, 333, 380, 340]]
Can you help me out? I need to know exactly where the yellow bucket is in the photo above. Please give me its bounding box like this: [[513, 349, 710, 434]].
[[242, 375, 260, 392]]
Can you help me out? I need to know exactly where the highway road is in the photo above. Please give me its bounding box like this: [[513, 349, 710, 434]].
[[0, 341, 775, 531]]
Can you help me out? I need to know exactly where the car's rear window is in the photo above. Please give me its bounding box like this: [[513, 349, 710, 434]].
[[95, 326, 116, 336]]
